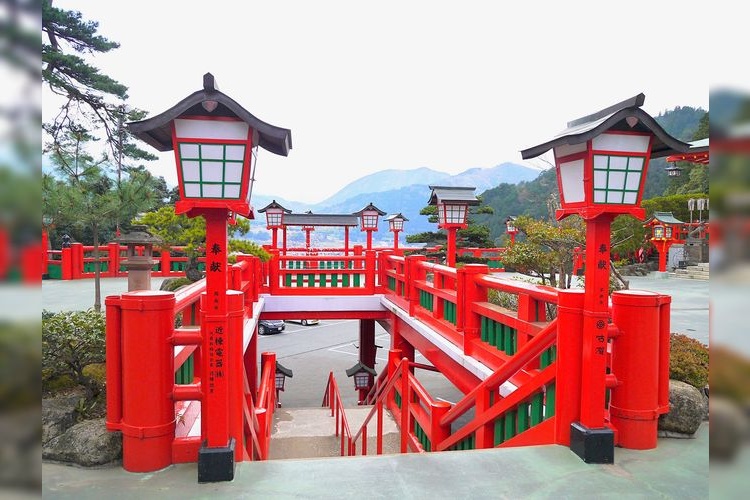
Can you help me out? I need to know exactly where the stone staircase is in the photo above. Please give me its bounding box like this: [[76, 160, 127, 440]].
[[672, 262, 709, 280], [269, 406, 401, 460]]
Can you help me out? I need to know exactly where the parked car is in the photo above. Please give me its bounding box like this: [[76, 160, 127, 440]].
[[258, 319, 285, 335], [285, 319, 320, 326]]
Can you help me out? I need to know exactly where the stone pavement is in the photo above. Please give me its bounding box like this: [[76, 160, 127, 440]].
[[43, 422, 708, 499]]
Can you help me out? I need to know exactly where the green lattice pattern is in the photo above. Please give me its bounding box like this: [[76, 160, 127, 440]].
[[178, 142, 246, 199], [592, 154, 644, 205]]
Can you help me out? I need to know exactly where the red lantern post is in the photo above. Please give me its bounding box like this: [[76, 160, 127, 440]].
[[521, 93, 689, 463], [427, 186, 479, 267], [258, 200, 289, 250], [386, 213, 408, 250], [644, 212, 685, 272], [354, 202, 386, 251], [127, 73, 291, 481]]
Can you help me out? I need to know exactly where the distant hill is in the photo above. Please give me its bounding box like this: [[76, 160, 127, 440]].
[[247, 162, 543, 244], [316, 163, 541, 208]]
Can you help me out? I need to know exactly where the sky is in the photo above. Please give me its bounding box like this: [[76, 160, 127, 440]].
[[41, 1, 716, 204]]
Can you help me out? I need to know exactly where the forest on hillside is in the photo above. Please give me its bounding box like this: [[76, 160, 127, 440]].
[[473, 106, 709, 244]]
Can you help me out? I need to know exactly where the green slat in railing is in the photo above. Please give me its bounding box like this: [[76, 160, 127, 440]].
[[530, 393, 544, 426], [504, 409, 516, 441], [517, 402, 530, 433], [546, 383, 556, 418]]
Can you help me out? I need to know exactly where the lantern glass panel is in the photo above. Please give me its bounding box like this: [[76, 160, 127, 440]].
[[592, 155, 643, 205], [654, 226, 664, 239], [178, 142, 247, 200], [390, 219, 404, 231], [275, 373, 285, 390], [665, 226, 673, 239], [362, 211, 379, 229], [559, 159, 585, 203], [267, 211, 282, 227], [443, 204, 467, 224], [354, 372, 370, 389]]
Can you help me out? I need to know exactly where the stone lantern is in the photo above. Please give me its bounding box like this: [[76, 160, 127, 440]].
[[116, 225, 162, 291]]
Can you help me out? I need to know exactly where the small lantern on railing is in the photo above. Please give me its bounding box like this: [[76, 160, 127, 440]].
[[346, 361, 377, 404], [644, 211, 684, 272], [354, 203, 386, 250], [259, 200, 288, 229], [258, 200, 290, 249], [275, 362, 293, 407], [385, 213, 408, 250], [427, 186, 479, 266]]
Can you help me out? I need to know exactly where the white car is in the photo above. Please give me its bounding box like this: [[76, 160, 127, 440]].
[[285, 319, 320, 326]]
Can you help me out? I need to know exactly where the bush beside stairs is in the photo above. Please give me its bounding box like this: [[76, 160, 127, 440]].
[[269, 406, 402, 459]]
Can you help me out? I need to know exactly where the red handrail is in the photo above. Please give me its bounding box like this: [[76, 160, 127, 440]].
[[321, 372, 355, 456]]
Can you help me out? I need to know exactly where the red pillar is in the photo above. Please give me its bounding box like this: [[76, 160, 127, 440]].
[[446, 227, 457, 267], [579, 214, 613, 429], [118, 291, 176, 472], [554, 289, 585, 445], [609, 291, 671, 449], [108, 242, 120, 277], [199, 209, 231, 449], [359, 319, 376, 404], [366, 230, 373, 251], [271, 228, 278, 249], [61, 247, 72, 280], [227, 290, 245, 461], [457, 264, 489, 355], [393, 230, 400, 250]]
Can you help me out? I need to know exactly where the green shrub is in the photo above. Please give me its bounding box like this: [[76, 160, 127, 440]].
[[669, 333, 709, 389], [42, 309, 106, 398]]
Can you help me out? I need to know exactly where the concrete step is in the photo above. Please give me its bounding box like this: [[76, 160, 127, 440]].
[[672, 265, 709, 280], [269, 406, 401, 460]]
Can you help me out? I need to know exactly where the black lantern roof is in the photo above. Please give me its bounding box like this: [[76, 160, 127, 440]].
[[257, 200, 292, 214], [283, 213, 359, 227], [345, 361, 377, 377], [385, 213, 409, 222], [427, 185, 480, 206], [128, 73, 292, 157], [353, 202, 386, 217], [520, 93, 690, 160], [275, 362, 293, 378]]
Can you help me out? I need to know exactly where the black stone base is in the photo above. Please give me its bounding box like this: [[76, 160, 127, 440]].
[[570, 422, 614, 464], [198, 438, 236, 483]]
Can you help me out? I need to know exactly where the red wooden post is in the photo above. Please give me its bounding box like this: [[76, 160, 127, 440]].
[[104, 296, 123, 432], [579, 214, 613, 429], [118, 291, 176, 472], [61, 246, 72, 280], [405, 254, 426, 317], [160, 247, 171, 277], [365, 250, 376, 294], [430, 401, 451, 451], [446, 227, 458, 267], [108, 242, 120, 277], [610, 291, 671, 449], [199, 209, 231, 451], [554, 289, 585, 445], [457, 264, 489, 355], [227, 290, 245, 461], [71, 242, 83, 278]]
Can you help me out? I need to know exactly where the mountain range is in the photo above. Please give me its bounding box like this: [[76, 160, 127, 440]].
[[249, 162, 545, 242]]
